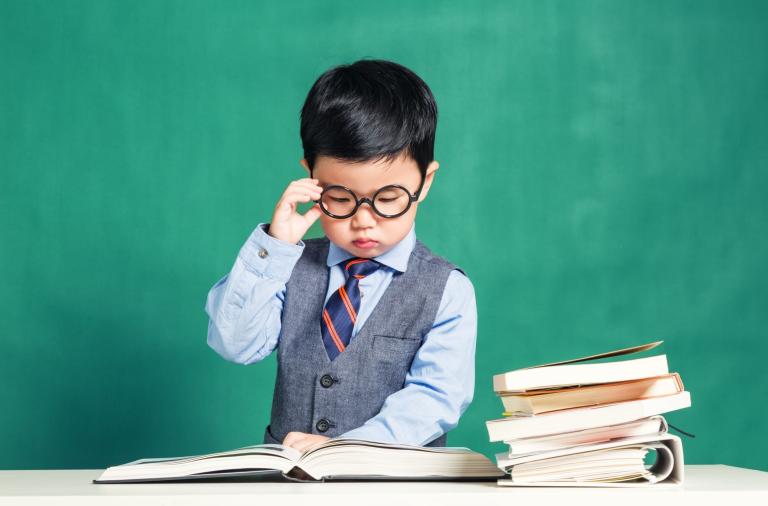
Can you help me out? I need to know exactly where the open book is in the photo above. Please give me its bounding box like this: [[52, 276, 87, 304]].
[[93, 439, 505, 483]]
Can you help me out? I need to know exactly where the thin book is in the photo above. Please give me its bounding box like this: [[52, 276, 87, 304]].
[[486, 391, 691, 442], [493, 341, 668, 393], [499, 373, 684, 415]]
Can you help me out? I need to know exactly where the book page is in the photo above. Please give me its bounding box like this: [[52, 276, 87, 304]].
[[526, 341, 663, 369]]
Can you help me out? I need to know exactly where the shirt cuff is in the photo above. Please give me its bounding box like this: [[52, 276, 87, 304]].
[[237, 223, 305, 282]]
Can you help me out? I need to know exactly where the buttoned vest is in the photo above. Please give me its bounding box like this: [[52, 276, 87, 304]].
[[263, 236, 463, 448]]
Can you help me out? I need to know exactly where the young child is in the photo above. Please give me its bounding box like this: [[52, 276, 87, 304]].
[[205, 59, 476, 453]]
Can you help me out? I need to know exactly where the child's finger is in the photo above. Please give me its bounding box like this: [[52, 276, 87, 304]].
[[302, 203, 323, 224], [292, 177, 320, 184], [293, 438, 322, 453], [282, 432, 304, 448], [288, 180, 324, 195], [283, 190, 322, 204], [281, 193, 319, 210], [301, 178, 320, 186], [289, 178, 322, 189]]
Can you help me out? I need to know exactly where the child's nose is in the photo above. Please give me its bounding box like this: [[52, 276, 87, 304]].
[[352, 202, 378, 227]]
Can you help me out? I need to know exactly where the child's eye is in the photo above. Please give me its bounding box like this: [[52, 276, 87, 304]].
[[378, 198, 397, 203], [331, 197, 350, 203]]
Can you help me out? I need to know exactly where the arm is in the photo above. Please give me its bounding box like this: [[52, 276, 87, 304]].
[[205, 223, 304, 365], [337, 270, 477, 445]]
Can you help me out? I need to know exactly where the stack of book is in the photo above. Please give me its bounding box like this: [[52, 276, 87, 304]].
[[486, 341, 691, 487]]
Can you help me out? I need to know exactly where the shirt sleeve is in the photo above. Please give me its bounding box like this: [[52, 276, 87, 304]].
[[205, 223, 304, 365], [336, 269, 477, 445]]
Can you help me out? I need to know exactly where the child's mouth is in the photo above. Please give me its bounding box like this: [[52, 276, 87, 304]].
[[353, 239, 378, 249]]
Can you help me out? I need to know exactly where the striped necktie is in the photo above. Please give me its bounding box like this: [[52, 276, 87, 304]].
[[321, 257, 382, 361]]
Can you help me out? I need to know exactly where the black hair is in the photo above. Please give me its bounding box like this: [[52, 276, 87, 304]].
[[300, 59, 438, 184]]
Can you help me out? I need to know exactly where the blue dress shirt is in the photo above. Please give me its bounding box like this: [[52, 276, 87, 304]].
[[205, 222, 477, 446]]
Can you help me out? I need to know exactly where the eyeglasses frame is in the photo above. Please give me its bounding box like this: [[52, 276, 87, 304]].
[[310, 171, 426, 219]]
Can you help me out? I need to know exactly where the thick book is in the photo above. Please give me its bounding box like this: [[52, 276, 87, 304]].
[[493, 341, 668, 392], [504, 416, 668, 456], [495, 433, 684, 487], [499, 373, 684, 415], [486, 391, 691, 442], [93, 439, 505, 484]]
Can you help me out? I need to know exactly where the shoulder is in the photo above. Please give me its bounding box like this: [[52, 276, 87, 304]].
[[446, 268, 474, 294], [442, 269, 476, 310], [410, 239, 476, 308], [411, 239, 467, 277], [425, 269, 476, 337]]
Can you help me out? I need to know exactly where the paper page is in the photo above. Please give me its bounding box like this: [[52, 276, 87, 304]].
[[525, 341, 663, 369]]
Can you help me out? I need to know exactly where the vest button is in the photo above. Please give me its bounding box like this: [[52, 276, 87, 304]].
[[316, 419, 330, 433], [319, 374, 335, 388]]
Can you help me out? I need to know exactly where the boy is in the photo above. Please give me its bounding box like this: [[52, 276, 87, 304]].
[[205, 59, 476, 453]]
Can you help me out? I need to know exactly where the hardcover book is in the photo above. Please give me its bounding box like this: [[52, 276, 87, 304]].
[[94, 439, 505, 484]]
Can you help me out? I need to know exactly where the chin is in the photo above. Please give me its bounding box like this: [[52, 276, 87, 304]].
[[353, 249, 379, 258]]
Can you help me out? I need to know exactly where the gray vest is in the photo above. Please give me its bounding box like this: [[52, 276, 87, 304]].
[[263, 236, 463, 448]]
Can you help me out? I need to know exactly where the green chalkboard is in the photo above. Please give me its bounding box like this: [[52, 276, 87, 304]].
[[1, 0, 766, 471]]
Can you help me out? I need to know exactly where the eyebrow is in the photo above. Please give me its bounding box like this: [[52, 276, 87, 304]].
[[318, 181, 405, 193]]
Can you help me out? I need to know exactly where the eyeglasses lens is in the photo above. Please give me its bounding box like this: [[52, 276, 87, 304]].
[[374, 186, 410, 216]]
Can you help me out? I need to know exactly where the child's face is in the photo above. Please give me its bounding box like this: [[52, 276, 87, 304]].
[[301, 153, 438, 258]]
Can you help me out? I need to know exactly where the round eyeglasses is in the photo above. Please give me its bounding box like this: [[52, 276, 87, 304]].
[[313, 184, 422, 219]]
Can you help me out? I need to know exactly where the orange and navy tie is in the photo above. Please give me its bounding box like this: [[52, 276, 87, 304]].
[[321, 257, 382, 360]]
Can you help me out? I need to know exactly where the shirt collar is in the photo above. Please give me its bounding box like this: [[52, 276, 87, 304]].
[[326, 222, 416, 273]]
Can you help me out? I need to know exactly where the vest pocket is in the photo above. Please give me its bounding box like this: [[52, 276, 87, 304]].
[[372, 334, 422, 364]]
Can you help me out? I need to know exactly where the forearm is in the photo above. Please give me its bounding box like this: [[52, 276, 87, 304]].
[[205, 223, 303, 364], [337, 375, 474, 446]]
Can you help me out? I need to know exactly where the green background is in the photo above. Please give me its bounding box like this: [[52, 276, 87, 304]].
[[1, 0, 766, 471]]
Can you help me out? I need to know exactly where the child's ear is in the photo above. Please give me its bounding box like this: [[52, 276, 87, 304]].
[[417, 161, 440, 202], [300, 158, 311, 176]]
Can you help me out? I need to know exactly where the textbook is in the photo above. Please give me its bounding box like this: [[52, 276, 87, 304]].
[[486, 391, 691, 442], [495, 433, 683, 487], [493, 341, 668, 392], [93, 439, 505, 483], [499, 373, 684, 415], [503, 416, 668, 456]]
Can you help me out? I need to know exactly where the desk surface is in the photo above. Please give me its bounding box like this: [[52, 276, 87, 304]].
[[1, 465, 766, 506]]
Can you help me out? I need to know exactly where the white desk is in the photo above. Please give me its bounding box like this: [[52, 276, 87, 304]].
[[0, 465, 766, 506]]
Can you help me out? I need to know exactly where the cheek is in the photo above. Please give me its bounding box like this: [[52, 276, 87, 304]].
[[380, 214, 414, 238], [320, 216, 347, 237]]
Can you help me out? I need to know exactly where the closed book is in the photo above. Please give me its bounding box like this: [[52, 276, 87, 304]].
[[499, 373, 684, 415], [486, 391, 691, 442], [504, 416, 668, 456], [494, 354, 668, 393]]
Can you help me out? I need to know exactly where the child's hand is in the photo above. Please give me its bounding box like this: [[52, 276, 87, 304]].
[[282, 431, 331, 453], [268, 178, 324, 245]]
